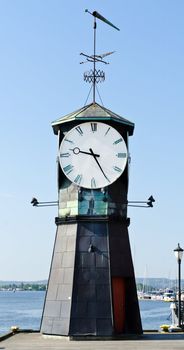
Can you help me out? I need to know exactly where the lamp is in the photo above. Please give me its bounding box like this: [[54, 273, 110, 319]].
[[31, 197, 58, 207], [31, 195, 155, 208], [174, 243, 183, 328], [127, 195, 155, 208]]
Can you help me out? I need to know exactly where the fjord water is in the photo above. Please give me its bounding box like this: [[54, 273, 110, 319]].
[[139, 299, 172, 330], [0, 291, 45, 335], [0, 291, 171, 335]]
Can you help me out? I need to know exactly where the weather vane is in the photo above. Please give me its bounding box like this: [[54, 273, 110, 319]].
[[81, 10, 120, 104]]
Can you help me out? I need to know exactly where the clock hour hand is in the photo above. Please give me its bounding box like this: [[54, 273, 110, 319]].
[[89, 148, 109, 181], [69, 147, 100, 157]]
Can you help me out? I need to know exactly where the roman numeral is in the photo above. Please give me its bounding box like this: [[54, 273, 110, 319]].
[[64, 138, 74, 144], [113, 138, 123, 145], [91, 123, 97, 132], [113, 166, 122, 173], [63, 164, 74, 175], [116, 153, 126, 158], [60, 152, 70, 158], [91, 178, 96, 188], [74, 174, 82, 185], [75, 126, 83, 135], [104, 127, 110, 136]]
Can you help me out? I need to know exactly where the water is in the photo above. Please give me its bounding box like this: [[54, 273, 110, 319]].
[[140, 300, 171, 330], [0, 291, 172, 335], [0, 291, 45, 335]]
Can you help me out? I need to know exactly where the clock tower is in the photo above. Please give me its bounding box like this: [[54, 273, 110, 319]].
[[41, 11, 142, 337]]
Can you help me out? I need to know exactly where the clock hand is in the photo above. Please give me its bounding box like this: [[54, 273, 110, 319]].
[[69, 147, 100, 157], [89, 148, 110, 182]]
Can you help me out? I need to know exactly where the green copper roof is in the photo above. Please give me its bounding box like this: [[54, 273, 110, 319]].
[[52, 102, 134, 135]]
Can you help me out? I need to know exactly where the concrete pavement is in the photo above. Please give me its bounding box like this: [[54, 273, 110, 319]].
[[1, 332, 184, 350]]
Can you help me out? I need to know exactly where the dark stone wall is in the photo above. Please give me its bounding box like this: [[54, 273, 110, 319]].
[[41, 220, 142, 336], [69, 222, 113, 336]]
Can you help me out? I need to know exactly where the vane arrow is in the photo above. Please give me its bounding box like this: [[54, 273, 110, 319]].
[[85, 9, 120, 31]]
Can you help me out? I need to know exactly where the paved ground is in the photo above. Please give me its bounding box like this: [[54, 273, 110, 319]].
[[1, 332, 184, 350]]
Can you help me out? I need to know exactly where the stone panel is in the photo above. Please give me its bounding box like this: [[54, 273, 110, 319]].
[[55, 236, 67, 253], [77, 236, 91, 251], [96, 285, 111, 301], [92, 236, 107, 251], [87, 302, 97, 318], [71, 302, 87, 318], [94, 223, 107, 236], [41, 223, 78, 335], [96, 302, 111, 318], [52, 318, 70, 335], [41, 317, 53, 334], [46, 283, 58, 300], [69, 318, 96, 335], [110, 236, 130, 253], [95, 253, 109, 268], [110, 252, 134, 276], [60, 301, 71, 318], [52, 252, 63, 269], [62, 252, 75, 267], [74, 268, 96, 284], [95, 268, 109, 284], [66, 235, 76, 251], [57, 284, 73, 301], [78, 223, 94, 236], [43, 300, 61, 318], [77, 252, 95, 267], [75, 283, 96, 301], [96, 318, 113, 336], [49, 268, 65, 286], [63, 268, 74, 284], [66, 224, 78, 236]]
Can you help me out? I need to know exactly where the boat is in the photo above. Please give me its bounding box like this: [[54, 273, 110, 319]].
[[163, 289, 176, 302], [138, 291, 152, 300]]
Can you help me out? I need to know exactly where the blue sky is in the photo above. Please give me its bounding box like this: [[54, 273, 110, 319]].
[[0, 0, 184, 280]]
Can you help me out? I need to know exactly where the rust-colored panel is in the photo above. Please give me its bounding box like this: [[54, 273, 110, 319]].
[[112, 277, 126, 333]]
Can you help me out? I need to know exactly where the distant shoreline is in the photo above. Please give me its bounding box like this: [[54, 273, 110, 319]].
[[0, 282, 47, 292]]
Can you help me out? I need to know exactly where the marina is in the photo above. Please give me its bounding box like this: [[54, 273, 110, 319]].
[[0, 291, 179, 335], [138, 289, 184, 302]]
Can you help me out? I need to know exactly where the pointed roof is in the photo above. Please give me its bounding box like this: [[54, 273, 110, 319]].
[[52, 102, 134, 135]]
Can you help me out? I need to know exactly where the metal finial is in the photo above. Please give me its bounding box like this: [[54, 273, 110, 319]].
[[82, 10, 120, 104]]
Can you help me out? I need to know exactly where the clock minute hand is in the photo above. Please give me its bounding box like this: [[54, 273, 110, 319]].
[[89, 148, 109, 181]]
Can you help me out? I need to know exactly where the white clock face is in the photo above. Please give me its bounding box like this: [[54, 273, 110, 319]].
[[59, 122, 128, 189]]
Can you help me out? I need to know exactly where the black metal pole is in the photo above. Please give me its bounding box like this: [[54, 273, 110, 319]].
[[178, 258, 181, 327], [93, 16, 96, 104]]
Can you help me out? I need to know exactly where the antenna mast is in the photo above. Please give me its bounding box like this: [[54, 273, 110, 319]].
[[81, 10, 120, 104]]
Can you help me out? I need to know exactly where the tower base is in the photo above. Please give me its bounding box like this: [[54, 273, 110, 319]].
[[41, 217, 142, 336]]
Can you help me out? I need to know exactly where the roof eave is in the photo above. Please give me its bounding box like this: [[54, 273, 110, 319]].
[[52, 116, 134, 136]]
